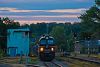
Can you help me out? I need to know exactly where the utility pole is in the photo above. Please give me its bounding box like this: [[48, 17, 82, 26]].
[[73, 32, 77, 57], [87, 36, 90, 57], [88, 40, 90, 57], [46, 23, 49, 34], [85, 36, 91, 57]]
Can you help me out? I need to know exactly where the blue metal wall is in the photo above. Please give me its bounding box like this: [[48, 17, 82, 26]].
[[7, 29, 30, 56]]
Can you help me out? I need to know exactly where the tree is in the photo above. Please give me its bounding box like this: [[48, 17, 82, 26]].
[[95, 0, 100, 6], [0, 17, 20, 52], [50, 26, 68, 51], [79, 0, 100, 39]]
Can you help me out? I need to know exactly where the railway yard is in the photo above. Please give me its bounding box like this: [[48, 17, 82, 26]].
[[0, 55, 100, 67], [0, 57, 68, 67]]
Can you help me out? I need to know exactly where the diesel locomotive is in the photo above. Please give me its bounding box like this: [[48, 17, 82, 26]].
[[38, 35, 56, 61]]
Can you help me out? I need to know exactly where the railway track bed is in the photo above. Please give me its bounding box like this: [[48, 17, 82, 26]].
[[43, 61, 62, 67], [25, 58, 68, 67], [69, 57, 100, 64], [42, 60, 68, 67], [56, 56, 100, 67]]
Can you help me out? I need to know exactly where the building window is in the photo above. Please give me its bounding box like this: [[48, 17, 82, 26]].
[[25, 32, 28, 36], [23, 31, 29, 37]]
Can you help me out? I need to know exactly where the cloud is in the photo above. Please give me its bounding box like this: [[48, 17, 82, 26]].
[[0, 7, 87, 13], [0, 0, 94, 10], [0, 14, 80, 18], [0, 0, 16, 4], [0, 7, 44, 12], [0, 0, 60, 4], [0, 7, 16, 11], [0, 7, 85, 24], [74, 0, 89, 2], [0, 7, 52, 13], [47, 8, 87, 13], [0, 0, 90, 4], [0, 15, 80, 25]]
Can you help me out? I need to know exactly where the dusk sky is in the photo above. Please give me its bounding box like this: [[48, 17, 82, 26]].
[[0, 0, 95, 24]]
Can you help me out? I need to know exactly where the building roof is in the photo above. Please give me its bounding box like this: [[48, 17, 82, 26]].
[[7, 28, 30, 32]]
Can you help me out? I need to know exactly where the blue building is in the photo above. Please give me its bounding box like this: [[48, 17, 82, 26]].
[[7, 29, 30, 57], [80, 40, 100, 54]]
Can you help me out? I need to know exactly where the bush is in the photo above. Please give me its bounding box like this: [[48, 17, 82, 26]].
[[0, 49, 5, 58]]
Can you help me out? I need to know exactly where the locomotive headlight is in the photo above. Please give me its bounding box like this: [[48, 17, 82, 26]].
[[51, 47, 54, 51], [40, 47, 44, 52]]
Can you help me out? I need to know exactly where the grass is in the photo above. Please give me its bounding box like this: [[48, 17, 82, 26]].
[[74, 54, 100, 59], [0, 57, 19, 64], [89, 54, 100, 59], [0, 56, 39, 64], [68, 58, 100, 67], [28, 57, 39, 64], [18, 56, 39, 64], [56, 57, 100, 67], [0, 49, 5, 58]]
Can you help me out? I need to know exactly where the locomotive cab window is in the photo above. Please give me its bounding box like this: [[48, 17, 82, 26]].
[[48, 39, 54, 44], [40, 39, 46, 45]]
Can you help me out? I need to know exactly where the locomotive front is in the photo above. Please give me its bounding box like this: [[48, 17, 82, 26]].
[[38, 35, 56, 61]]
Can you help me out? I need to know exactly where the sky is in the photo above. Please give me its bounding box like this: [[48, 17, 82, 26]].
[[0, 0, 95, 24]]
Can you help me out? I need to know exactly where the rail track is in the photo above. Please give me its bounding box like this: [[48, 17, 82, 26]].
[[43, 61, 62, 67], [69, 57, 100, 64]]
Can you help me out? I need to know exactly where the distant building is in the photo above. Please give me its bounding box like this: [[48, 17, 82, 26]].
[[80, 40, 100, 54], [74, 41, 82, 54], [7, 29, 30, 57]]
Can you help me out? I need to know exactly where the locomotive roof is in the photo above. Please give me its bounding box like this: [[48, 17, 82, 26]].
[[39, 35, 54, 40]]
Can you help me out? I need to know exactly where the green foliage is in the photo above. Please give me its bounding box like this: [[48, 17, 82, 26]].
[[79, 1, 100, 39], [0, 17, 20, 50], [30, 23, 47, 36], [50, 26, 67, 51], [95, 0, 100, 6], [0, 49, 5, 58], [50, 25, 74, 52], [80, 6, 100, 23], [79, 32, 92, 40]]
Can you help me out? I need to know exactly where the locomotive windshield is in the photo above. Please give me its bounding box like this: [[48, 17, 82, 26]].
[[40, 39, 46, 44], [39, 36, 54, 46], [48, 39, 54, 44]]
